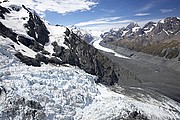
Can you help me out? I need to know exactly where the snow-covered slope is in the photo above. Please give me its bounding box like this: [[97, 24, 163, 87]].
[[44, 24, 69, 55]]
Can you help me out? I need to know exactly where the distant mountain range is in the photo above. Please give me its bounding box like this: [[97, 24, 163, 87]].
[[101, 17, 180, 60]]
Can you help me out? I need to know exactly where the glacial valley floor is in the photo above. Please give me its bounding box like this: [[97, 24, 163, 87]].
[[101, 45, 180, 103]]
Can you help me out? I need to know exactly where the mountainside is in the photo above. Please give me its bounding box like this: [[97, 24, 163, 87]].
[[101, 17, 180, 60], [1, 1, 180, 120], [0, 2, 140, 86]]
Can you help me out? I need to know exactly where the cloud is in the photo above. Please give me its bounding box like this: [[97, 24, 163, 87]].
[[137, 1, 160, 12], [138, 2, 154, 12], [74, 17, 123, 27], [100, 9, 116, 13], [160, 9, 173, 13], [134, 13, 151, 17], [3, 0, 97, 16]]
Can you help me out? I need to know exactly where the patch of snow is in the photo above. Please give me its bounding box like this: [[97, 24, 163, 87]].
[[160, 19, 165, 23], [122, 30, 129, 36], [144, 26, 155, 34], [112, 28, 119, 31], [168, 30, 174, 34], [132, 26, 140, 32], [0, 4, 30, 37], [44, 24, 69, 55], [163, 29, 169, 36], [14, 41, 37, 58]]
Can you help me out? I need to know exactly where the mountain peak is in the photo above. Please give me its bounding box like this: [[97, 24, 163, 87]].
[[143, 21, 156, 28], [126, 22, 140, 30]]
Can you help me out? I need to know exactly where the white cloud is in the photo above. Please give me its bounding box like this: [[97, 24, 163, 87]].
[[74, 17, 121, 26], [137, 1, 160, 12], [100, 9, 116, 13], [138, 2, 154, 12], [2, 0, 97, 15], [134, 13, 151, 17], [160, 9, 173, 13]]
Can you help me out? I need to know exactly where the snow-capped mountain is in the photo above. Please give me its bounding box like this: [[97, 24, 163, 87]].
[[1, 1, 180, 120], [101, 17, 180, 60], [71, 26, 94, 44]]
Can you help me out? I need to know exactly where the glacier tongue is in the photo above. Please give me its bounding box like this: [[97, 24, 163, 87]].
[[0, 43, 180, 120]]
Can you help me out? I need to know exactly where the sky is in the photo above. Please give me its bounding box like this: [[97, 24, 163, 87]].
[[3, 0, 180, 36]]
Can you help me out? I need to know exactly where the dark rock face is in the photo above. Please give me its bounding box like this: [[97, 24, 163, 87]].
[[62, 32, 119, 84], [15, 52, 41, 67], [18, 35, 45, 52], [0, 22, 18, 43], [26, 100, 43, 110], [126, 111, 149, 120], [17, 35, 34, 47], [22, 5, 50, 45], [0, 5, 10, 19], [2, 97, 46, 120], [9, 5, 21, 11], [112, 111, 149, 120]]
